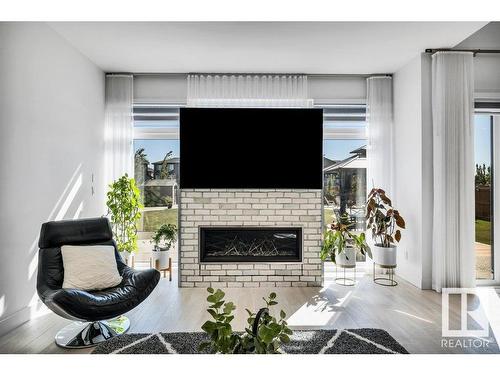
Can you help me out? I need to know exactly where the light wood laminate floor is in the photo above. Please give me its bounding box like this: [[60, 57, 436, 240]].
[[1, 268, 499, 354]]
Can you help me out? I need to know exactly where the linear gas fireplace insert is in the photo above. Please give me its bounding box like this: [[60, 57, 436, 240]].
[[199, 227, 302, 263]]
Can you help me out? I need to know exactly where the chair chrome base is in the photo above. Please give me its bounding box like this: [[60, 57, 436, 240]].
[[55, 316, 130, 348]]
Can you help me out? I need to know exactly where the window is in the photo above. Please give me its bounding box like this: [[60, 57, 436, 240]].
[[474, 102, 500, 282], [323, 104, 367, 139], [474, 112, 494, 280], [134, 139, 179, 224], [133, 104, 180, 266], [322, 104, 368, 265], [133, 104, 180, 139], [322, 104, 367, 226]]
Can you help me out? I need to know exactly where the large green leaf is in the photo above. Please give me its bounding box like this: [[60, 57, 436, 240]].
[[213, 289, 225, 301], [207, 309, 218, 320], [223, 302, 236, 315], [258, 325, 275, 344], [211, 301, 224, 309], [201, 320, 217, 334], [279, 334, 290, 343]]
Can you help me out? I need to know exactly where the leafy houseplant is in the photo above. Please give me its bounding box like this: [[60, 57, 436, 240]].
[[366, 188, 406, 266], [199, 288, 292, 354], [151, 223, 177, 250], [106, 174, 143, 257], [320, 213, 371, 266], [151, 223, 177, 269]]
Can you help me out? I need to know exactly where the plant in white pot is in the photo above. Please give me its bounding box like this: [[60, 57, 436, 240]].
[[366, 188, 406, 266], [151, 223, 177, 269], [320, 214, 371, 267]]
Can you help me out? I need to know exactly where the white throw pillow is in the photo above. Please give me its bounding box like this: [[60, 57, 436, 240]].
[[61, 245, 122, 290]]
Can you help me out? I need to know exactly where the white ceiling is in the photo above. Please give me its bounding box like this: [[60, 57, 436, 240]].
[[49, 22, 487, 74]]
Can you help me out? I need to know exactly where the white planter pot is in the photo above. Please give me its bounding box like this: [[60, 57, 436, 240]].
[[120, 251, 134, 265], [152, 249, 170, 269], [373, 244, 397, 267], [335, 247, 356, 267]]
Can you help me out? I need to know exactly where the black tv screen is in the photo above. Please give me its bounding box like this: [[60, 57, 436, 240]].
[[180, 108, 323, 189]]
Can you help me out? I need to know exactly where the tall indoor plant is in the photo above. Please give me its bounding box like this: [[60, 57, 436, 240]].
[[106, 174, 143, 261], [320, 213, 371, 267], [366, 188, 405, 266]]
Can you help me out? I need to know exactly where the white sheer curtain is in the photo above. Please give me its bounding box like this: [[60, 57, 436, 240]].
[[187, 74, 313, 107], [432, 52, 475, 292], [104, 75, 134, 185], [366, 76, 394, 194]]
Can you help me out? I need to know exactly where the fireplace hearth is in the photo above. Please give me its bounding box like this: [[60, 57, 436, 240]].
[[200, 227, 302, 263], [180, 189, 322, 287]]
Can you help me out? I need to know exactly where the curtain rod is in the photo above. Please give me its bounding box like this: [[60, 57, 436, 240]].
[[425, 48, 500, 56], [123, 72, 381, 78]]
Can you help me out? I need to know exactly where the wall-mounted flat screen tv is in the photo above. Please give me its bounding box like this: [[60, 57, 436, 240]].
[[180, 108, 323, 189]]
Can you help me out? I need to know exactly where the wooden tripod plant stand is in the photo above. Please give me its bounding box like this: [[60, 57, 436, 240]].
[[150, 256, 172, 281]]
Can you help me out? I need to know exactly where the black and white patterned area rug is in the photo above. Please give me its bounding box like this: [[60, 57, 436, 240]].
[[92, 329, 408, 354]]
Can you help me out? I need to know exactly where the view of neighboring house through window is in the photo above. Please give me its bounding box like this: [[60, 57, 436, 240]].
[[134, 139, 179, 232], [322, 105, 367, 262], [474, 113, 493, 280], [133, 105, 180, 267], [323, 139, 367, 264]]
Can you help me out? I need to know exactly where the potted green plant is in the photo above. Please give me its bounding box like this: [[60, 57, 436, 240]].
[[366, 188, 405, 266], [320, 213, 371, 267], [151, 223, 177, 269], [199, 288, 292, 354], [106, 174, 143, 263]]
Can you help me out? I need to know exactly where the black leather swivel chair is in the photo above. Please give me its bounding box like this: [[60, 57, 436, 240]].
[[37, 217, 160, 348]]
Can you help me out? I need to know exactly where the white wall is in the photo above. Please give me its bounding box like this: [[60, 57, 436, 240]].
[[134, 74, 186, 103], [393, 55, 424, 288], [392, 53, 434, 289], [133, 74, 367, 104], [474, 55, 500, 99], [0, 22, 105, 335], [309, 76, 366, 103]]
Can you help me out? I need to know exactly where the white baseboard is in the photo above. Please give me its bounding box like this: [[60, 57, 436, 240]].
[[0, 306, 31, 337]]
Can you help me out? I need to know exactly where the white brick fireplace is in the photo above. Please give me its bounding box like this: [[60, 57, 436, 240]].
[[179, 189, 323, 288]]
